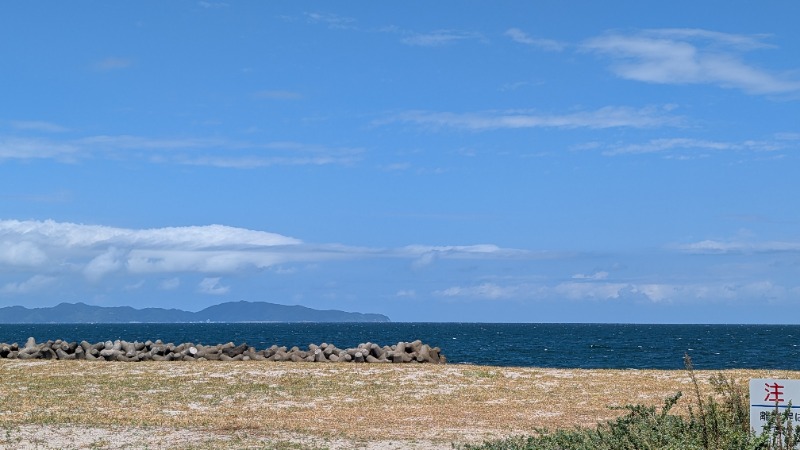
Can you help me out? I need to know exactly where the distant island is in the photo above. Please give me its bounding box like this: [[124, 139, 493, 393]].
[[0, 301, 390, 324]]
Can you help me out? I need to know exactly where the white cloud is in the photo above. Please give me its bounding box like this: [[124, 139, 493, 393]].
[[396, 289, 416, 298], [401, 30, 481, 47], [272, 266, 297, 275], [644, 29, 772, 50], [776, 132, 800, 141], [584, 28, 800, 95], [604, 138, 733, 156], [123, 280, 145, 291], [0, 275, 56, 295], [572, 271, 609, 280], [303, 14, 477, 48], [597, 137, 790, 157], [499, 81, 535, 92], [0, 134, 362, 168], [505, 28, 565, 51], [403, 244, 534, 268], [0, 137, 80, 161], [553, 281, 628, 300], [395, 243, 534, 262], [436, 283, 520, 300], [403, 244, 509, 257], [0, 219, 533, 288], [629, 284, 680, 302], [84, 248, 124, 282], [159, 277, 181, 290], [305, 12, 356, 30], [380, 162, 412, 172], [0, 220, 300, 249], [198, 277, 229, 295], [675, 239, 800, 254], [433, 279, 790, 303], [10, 121, 69, 133], [0, 190, 72, 204], [411, 251, 438, 269], [176, 154, 359, 169], [385, 106, 682, 131], [0, 219, 305, 279], [664, 281, 788, 302], [78, 135, 232, 150], [0, 241, 48, 267], [126, 249, 296, 273]]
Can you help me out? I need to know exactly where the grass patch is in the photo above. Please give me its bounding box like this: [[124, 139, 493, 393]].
[[2, 359, 800, 448], [461, 355, 800, 450]]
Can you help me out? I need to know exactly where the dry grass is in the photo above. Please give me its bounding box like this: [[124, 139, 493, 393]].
[[1, 360, 798, 449]]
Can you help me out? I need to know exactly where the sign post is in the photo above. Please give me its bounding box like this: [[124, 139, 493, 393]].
[[750, 378, 800, 435]]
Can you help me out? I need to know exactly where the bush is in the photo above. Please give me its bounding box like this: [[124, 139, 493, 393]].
[[460, 355, 800, 450]]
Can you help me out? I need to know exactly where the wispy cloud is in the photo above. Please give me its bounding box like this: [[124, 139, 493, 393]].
[[675, 239, 800, 254], [401, 244, 530, 260], [401, 30, 482, 47], [79, 135, 232, 150], [0, 190, 73, 204], [601, 137, 789, 157], [305, 12, 356, 30], [10, 121, 69, 133], [776, 132, 800, 141], [123, 280, 145, 291], [572, 271, 609, 280], [379, 162, 412, 172], [0, 134, 363, 168], [0, 275, 56, 295], [159, 277, 181, 290], [302, 13, 481, 49], [401, 244, 534, 269], [0, 137, 80, 161], [198, 277, 229, 295], [435, 282, 522, 300], [505, 28, 565, 52], [499, 81, 540, 92], [643, 29, 773, 50], [92, 57, 134, 71], [434, 279, 793, 303], [175, 154, 360, 169], [604, 138, 734, 156], [583, 28, 800, 95], [383, 106, 683, 131]]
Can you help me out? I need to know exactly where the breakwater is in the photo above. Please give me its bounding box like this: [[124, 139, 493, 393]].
[[0, 337, 446, 363]]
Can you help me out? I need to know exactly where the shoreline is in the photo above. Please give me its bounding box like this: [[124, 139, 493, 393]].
[[1, 361, 797, 449]]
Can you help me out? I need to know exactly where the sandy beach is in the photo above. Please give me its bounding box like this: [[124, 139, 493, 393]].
[[1, 360, 797, 449]]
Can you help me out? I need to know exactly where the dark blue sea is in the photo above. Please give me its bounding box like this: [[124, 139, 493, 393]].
[[0, 323, 798, 370]]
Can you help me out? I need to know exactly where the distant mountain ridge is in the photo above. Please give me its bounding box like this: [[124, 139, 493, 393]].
[[0, 301, 390, 323]]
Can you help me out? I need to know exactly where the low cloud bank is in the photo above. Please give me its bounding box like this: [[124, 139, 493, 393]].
[[0, 219, 527, 293]]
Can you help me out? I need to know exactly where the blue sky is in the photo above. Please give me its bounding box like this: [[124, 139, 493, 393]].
[[1, 2, 799, 323]]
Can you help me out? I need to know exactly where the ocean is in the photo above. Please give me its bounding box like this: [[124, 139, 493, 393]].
[[0, 323, 798, 370]]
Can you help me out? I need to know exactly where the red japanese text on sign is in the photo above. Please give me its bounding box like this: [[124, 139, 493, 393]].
[[765, 382, 785, 403]]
